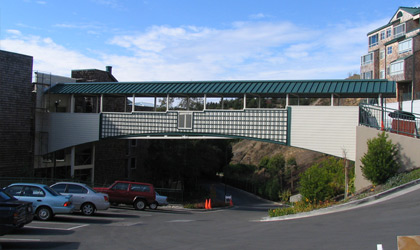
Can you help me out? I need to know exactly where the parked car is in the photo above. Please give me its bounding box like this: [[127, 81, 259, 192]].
[[94, 181, 156, 210], [5, 183, 74, 221], [0, 189, 33, 236], [149, 192, 168, 210], [50, 182, 110, 216]]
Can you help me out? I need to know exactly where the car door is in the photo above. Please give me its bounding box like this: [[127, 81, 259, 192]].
[[12, 185, 45, 210], [66, 184, 88, 209], [108, 182, 129, 203]]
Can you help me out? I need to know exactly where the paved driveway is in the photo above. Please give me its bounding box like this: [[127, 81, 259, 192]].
[[1, 183, 420, 249]]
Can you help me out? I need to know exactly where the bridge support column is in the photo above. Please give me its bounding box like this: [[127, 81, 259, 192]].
[[70, 94, 75, 113], [70, 146, 75, 178]]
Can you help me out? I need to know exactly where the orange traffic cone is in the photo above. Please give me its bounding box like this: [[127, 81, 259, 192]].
[[381, 121, 385, 131], [229, 199, 233, 206], [205, 199, 208, 210], [208, 199, 212, 210]]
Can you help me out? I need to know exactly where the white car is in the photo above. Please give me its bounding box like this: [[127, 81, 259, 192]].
[[51, 182, 110, 216], [149, 192, 168, 209]]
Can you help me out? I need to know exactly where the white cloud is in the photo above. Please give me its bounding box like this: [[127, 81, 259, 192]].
[[1, 32, 102, 77], [1, 19, 378, 81]]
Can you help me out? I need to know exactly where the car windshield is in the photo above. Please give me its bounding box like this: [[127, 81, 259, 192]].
[[0, 190, 16, 202], [44, 186, 60, 196]]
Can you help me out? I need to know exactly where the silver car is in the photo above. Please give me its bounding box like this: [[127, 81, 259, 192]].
[[149, 192, 168, 209], [51, 182, 110, 216]]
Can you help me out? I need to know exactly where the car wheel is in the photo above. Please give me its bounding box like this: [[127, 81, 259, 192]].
[[149, 202, 158, 210], [134, 199, 146, 210], [81, 202, 96, 216], [36, 206, 53, 221]]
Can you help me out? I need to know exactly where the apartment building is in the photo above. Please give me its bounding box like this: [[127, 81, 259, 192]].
[[361, 7, 420, 108]]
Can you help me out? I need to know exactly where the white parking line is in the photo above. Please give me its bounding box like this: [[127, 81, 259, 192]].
[[0, 238, 41, 241]]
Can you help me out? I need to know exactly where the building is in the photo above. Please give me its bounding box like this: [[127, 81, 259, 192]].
[[33, 67, 147, 185], [361, 6, 420, 109], [0, 50, 34, 177]]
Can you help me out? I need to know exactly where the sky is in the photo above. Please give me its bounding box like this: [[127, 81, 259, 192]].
[[1, 0, 419, 82]]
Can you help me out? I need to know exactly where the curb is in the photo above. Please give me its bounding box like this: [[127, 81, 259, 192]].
[[262, 178, 420, 222]]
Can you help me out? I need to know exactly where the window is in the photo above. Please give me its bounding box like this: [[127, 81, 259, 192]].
[[22, 186, 45, 197], [369, 34, 379, 47], [380, 50, 385, 60], [361, 53, 373, 65], [52, 184, 67, 193], [67, 184, 88, 194], [178, 113, 193, 129], [130, 157, 136, 169], [112, 182, 129, 191], [6, 186, 24, 196], [386, 28, 392, 38], [389, 61, 404, 75], [399, 38, 412, 53], [362, 71, 373, 79], [380, 30, 385, 40], [131, 184, 150, 192], [380, 70, 385, 79], [394, 23, 406, 38], [387, 46, 393, 55]]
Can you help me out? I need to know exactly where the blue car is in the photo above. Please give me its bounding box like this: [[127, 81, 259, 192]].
[[5, 183, 74, 221]]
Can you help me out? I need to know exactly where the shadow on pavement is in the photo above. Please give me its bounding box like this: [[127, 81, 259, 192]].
[[0, 241, 80, 249]]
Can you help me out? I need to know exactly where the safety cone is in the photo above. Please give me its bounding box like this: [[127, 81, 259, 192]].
[[208, 199, 212, 210], [205, 199, 208, 210], [381, 121, 385, 131], [229, 199, 233, 206]]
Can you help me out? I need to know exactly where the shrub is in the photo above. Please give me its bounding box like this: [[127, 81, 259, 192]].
[[361, 132, 400, 184], [298, 165, 334, 202]]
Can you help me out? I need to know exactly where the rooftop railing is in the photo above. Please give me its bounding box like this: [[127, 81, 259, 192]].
[[359, 104, 419, 138]]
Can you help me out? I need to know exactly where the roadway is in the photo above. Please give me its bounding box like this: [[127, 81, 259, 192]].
[[1, 183, 420, 249]]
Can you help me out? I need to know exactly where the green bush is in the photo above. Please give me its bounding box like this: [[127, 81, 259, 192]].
[[298, 165, 333, 202], [361, 132, 400, 184]]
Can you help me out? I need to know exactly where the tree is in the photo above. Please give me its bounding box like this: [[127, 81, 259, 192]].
[[299, 165, 333, 202], [361, 132, 400, 184]]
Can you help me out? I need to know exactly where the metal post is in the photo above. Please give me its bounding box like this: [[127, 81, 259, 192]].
[[286, 94, 289, 107], [70, 95, 75, 113], [100, 94, 104, 113], [132, 94, 135, 112], [70, 146, 75, 178], [166, 94, 169, 111], [204, 94, 207, 110], [243, 94, 246, 109], [331, 94, 334, 106]]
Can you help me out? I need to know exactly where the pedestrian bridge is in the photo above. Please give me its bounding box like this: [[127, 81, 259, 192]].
[[42, 79, 397, 162]]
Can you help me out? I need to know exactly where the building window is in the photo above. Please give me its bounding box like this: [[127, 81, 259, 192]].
[[380, 50, 385, 60], [361, 53, 373, 65], [389, 61, 404, 75], [394, 23, 406, 38], [369, 34, 379, 47], [387, 46, 393, 55], [362, 71, 373, 79], [380, 70, 385, 79], [178, 113, 193, 129], [399, 38, 412, 53], [380, 30, 385, 40], [386, 28, 392, 38], [130, 158, 136, 169]]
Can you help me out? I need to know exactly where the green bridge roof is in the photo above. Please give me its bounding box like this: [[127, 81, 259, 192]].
[[48, 79, 396, 98]]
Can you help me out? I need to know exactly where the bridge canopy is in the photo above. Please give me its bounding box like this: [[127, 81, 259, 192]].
[[48, 79, 396, 98]]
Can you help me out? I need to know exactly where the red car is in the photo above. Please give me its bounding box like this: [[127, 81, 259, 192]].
[[94, 181, 156, 210]]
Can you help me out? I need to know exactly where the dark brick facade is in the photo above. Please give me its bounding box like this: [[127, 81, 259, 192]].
[[0, 50, 34, 176]]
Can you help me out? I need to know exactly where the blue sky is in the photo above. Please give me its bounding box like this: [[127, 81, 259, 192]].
[[0, 0, 419, 81]]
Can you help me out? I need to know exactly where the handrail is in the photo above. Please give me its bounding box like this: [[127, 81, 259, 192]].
[[359, 104, 419, 138]]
